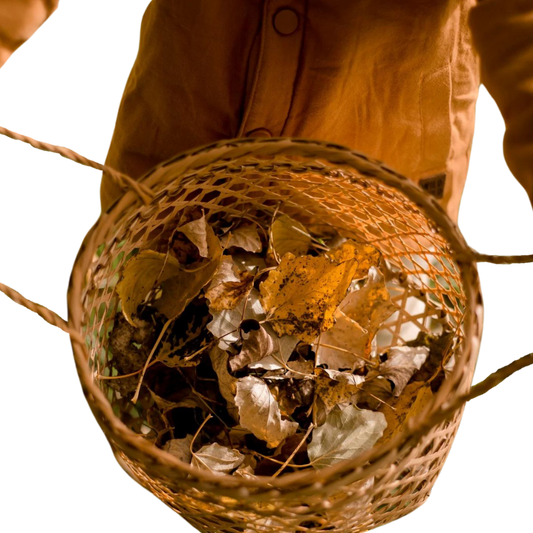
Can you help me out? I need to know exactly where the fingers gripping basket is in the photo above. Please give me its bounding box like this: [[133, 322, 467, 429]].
[[2, 134, 532, 533]]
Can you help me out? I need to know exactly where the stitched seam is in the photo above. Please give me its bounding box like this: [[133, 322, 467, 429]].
[[280, 0, 308, 136], [237, 0, 269, 137]]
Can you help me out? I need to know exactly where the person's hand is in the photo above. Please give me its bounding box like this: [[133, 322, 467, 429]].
[[0, 0, 58, 68]]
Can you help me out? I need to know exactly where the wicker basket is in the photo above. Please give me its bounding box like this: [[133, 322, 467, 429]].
[[1, 132, 531, 533]]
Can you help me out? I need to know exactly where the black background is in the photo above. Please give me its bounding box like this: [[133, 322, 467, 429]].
[[0, 0, 533, 533]]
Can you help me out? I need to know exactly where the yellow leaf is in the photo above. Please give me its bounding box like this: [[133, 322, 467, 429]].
[[116, 250, 182, 326], [222, 223, 262, 253], [116, 225, 222, 325], [259, 240, 380, 343], [209, 346, 239, 420], [318, 266, 397, 363], [205, 259, 255, 312], [317, 310, 368, 370], [235, 376, 299, 448], [339, 267, 397, 331], [177, 215, 209, 257], [270, 215, 312, 259], [314, 368, 364, 414], [155, 224, 222, 319], [377, 382, 434, 445]]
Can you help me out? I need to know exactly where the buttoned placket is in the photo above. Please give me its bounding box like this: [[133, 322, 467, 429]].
[[238, 0, 307, 139]]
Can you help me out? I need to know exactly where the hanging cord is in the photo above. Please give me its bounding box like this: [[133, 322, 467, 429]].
[[470, 250, 533, 264], [0, 124, 154, 205]]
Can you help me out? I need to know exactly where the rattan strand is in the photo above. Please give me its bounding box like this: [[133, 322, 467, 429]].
[[1, 130, 529, 533]]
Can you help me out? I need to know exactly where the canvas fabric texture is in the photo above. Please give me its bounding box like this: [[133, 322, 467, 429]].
[[99, 0, 533, 220], [2, 0, 533, 221]]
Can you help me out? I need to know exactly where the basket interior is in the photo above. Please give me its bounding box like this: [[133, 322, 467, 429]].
[[76, 150, 475, 533]]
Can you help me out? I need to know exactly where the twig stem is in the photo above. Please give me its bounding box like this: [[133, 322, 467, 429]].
[[272, 424, 314, 478], [132, 318, 173, 403]]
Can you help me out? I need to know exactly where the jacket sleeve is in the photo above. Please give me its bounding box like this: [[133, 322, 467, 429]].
[[469, 0, 533, 207], [0, 0, 58, 68]]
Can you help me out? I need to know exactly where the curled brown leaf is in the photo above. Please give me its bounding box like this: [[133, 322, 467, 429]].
[[229, 320, 275, 372]]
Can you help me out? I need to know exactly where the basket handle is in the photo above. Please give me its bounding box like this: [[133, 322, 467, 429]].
[[407, 350, 533, 439], [2, 124, 532, 259], [0, 279, 84, 344], [468, 250, 533, 264], [0, 126, 154, 205]]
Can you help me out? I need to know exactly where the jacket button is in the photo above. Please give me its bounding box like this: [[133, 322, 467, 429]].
[[246, 128, 272, 138], [273, 8, 299, 35]]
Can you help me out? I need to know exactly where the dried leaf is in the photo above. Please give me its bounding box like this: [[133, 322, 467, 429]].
[[173, 396, 205, 410], [317, 310, 368, 370], [377, 382, 433, 445], [359, 345, 429, 409], [205, 259, 255, 313], [268, 377, 315, 416], [358, 376, 394, 410], [273, 433, 310, 463], [208, 256, 241, 286], [177, 214, 209, 257], [339, 266, 397, 329], [380, 346, 429, 396], [308, 405, 387, 469], [191, 443, 244, 475], [339, 266, 397, 337], [148, 389, 202, 435], [222, 426, 250, 449], [229, 320, 275, 372], [116, 250, 182, 326], [260, 241, 380, 343], [149, 389, 183, 413], [163, 435, 193, 463], [156, 224, 222, 318], [222, 223, 262, 252], [263, 359, 314, 379], [207, 289, 265, 350], [317, 267, 397, 369], [233, 455, 257, 479], [235, 376, 299, 448], [407, 331, 455, 382], [270, 214, 312, 258], [156, 341, 201, 367], [254, 431, 311, 476], [248, 325, 299, 371], [209, 346, 238, 418], [287, 360, 315, 376], [232, 252, 267, 272], [314, 368, 365, 414], [155, 301, 212, 366], [107, 314, 156, 394]]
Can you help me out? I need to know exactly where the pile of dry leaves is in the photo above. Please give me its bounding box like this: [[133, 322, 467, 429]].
[[105, 208, 454, 477]]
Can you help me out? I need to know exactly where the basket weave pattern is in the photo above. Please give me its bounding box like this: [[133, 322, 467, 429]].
[[67, 139, 482, 533]]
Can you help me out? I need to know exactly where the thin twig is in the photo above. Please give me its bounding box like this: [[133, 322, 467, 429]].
[[363, 390, 397, 411], [268, 203, 282, 263], [318, 342, 377, 367], [193, 390, 224, 406], [132, 318, 174, 403], [311, 335, 322, 426], [272, 424, 315, 478], [96, 359, 158, 381], [190, 414, 213, 456], [176, 368, 232, 430], [253, 451, 310, 469]]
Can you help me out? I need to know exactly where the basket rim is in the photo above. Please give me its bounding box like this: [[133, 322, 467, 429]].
[[67, 137, 482, 491]]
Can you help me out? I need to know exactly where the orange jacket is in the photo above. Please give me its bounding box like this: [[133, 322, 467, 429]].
[[2, 1, 533, 222]]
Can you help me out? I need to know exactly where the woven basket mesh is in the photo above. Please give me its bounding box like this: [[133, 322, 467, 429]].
[[67, 139, 481, 533]]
